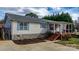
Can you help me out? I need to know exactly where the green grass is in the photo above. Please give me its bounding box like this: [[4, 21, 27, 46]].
[[56, 38, 79, 45], [55, 38, 79, 49]]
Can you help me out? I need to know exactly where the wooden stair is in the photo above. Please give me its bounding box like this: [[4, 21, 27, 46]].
[[48, 32, 61, 41]]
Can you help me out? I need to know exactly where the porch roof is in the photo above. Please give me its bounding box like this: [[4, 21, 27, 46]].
[[44, 19, 73, 24]]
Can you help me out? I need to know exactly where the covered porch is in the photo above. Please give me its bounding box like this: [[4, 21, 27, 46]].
[[46, 20, 73, 34], [45, 20, 73, 41]]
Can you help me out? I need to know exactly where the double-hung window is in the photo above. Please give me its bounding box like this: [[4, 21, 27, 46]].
[[17, 22, 29, 30]]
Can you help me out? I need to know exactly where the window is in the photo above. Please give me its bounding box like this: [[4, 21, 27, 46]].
[[49, 24, 54, 30], [17, 22, 29, 30], [40, 23, 47, 28]]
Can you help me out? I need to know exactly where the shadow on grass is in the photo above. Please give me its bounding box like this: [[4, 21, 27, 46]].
[[12, 39, 47, 45]]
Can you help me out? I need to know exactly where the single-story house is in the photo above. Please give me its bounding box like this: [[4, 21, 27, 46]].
[[0, 21, 4, 39], [3, 13, 73, 40]]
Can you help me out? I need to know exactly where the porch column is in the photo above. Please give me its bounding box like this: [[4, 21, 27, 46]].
[[2, 28, 5, 40], [68, 24, 70, 33], [65, 24, 67, 33], [54, 24, 55, 33], [71, 24, 72, 33], [69, 24, 71, 33], [47, 23, 49, 30], [70, 24, 71, 33], [67, 24, 69, 33], [60, 24, 62, 34], [59, 24, 61, 33]]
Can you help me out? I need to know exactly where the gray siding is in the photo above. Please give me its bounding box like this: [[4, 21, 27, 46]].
[[11, 21, 48, 40]]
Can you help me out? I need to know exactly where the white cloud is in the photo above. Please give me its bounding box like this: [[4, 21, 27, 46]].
[[70, 13, 79, 20], [0, 7, 79, 20], [52, 7, 61, 11], [64, 9, 79, 20], [17, 8, 25, 13], [26, 7, 50, 17], [3, 7, 50, 17]]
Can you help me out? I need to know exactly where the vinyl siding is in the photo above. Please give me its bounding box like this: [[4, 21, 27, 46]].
[[4, 18, 11, 28], [11, 21, 48, 35]]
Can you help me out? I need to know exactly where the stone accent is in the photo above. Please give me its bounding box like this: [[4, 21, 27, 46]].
[[12, 33, 46, 40]]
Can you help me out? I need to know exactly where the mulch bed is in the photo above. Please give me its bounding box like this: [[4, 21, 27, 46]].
[[12, 38, 47, 45]]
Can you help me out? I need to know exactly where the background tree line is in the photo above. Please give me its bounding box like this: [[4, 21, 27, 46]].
[[42, 12, 73, 23]]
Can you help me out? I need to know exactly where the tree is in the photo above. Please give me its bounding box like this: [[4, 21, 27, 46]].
[[25, 12, 38, 18], [43, 12, 73, 23]]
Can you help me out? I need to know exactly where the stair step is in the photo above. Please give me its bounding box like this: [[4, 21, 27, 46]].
[[48, 32, 61, 41]]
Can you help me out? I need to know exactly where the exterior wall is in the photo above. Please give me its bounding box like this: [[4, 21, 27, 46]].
[[55, 24, 60, 32], [4, 18, 11, 28], [4, 17, 12, 40], [11, 21, 48, 40], [12, 34, 47, 40], [59, 24, 64, 34]]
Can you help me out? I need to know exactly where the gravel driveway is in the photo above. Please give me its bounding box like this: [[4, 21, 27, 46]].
[[0, 40, 78, 51]]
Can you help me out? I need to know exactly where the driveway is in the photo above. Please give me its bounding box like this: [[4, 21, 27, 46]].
[[0, 40, 78, 51]]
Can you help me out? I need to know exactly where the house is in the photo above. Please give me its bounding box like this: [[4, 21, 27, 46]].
[[3, 13, 73, 40], [3, 13, 48, 40], [74, 17, 79, 32], [0, 20, 4, 39]]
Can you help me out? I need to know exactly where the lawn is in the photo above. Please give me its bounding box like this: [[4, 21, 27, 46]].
[[55, 37, 79, 49]]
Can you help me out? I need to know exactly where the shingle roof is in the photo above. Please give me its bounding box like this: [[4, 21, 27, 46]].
[[5, 13, 42, 23], [5, 13, 72, 24]]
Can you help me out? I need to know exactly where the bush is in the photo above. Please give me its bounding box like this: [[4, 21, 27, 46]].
[[61, 34, 70, 41], [45, 31, 53, 38]]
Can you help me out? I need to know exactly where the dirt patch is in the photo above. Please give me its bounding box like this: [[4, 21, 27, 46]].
[[0, 40, 78, 51], [12, 39, 47, 45]]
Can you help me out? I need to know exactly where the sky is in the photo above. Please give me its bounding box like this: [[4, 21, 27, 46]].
[[0, 7, 79, 20]]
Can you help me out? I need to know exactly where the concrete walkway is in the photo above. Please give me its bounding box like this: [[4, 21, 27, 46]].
[[0, 40, 78, 51]]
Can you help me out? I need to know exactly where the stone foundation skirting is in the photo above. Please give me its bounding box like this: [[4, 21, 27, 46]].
[[12, 33, 46, 40]]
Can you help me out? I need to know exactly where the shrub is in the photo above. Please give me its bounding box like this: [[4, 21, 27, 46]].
[[45, 31, 53, 38]]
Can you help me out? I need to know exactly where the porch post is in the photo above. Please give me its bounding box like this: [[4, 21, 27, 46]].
[[2, 28, 5, 40], [65, 24, 67, 33], [68, 24, 70, 33], [71, 24, 72, 33], [54, 24, 55, 33], [67, 24, 69, 33], [70, 24, 71, 33], [60, 24, 62, 34], [69, 24, 71, 33], [59, 24, 61, 33]]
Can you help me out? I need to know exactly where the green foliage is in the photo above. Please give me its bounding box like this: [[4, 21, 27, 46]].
[[43, 12, 73, 23], [25, 12, 38, 18], [56, 38, 79, 45]]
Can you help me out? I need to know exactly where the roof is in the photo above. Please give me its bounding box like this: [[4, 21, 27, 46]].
[[5, 13, 42, 23], [44, 19, 73, 24], [4, 13, 72, 24]]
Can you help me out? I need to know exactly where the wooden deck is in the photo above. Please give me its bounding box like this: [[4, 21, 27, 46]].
[[47, 32, 73, 41]]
